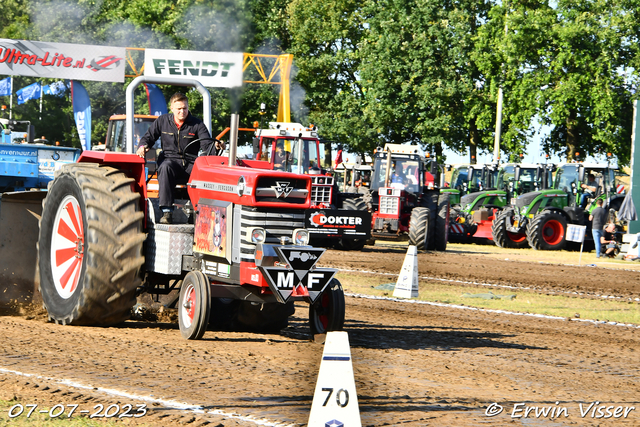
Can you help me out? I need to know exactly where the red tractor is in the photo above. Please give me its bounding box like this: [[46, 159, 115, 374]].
[[345, 144, 450, 251], [251, 121, 372, 250], [35, 77, 344, 339]]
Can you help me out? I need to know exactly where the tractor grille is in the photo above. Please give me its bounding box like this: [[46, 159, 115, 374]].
[[254, 176, 309, 204], [239, 205, 305, 262], [310, 176, 333, 205], [311, 185, 332, 205], [380, 196, 399, 215]]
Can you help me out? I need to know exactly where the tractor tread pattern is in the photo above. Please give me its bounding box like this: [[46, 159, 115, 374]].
[[526, 211, 567, 251], [408, 207, 430, 250], [492, 208, 529, 249], [39, 163, 145, 326]]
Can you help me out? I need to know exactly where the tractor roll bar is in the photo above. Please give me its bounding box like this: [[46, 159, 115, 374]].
[[125, 76, 212, 154]]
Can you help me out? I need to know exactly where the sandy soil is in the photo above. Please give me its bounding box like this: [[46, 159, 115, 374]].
[[0, 245, 639, 426]]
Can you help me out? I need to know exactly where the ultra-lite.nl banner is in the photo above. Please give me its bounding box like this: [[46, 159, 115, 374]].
[[0, 39, 126, 83]]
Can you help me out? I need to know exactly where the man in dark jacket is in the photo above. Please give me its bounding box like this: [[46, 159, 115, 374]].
[[589, 198, 607, 257], [136, 92, 215, 224]]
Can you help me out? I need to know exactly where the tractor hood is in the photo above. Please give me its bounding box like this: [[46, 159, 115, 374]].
[[188, 156, 311, 209]]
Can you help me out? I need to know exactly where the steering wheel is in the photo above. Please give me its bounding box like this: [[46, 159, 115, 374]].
[[182, 137, 220, 163]]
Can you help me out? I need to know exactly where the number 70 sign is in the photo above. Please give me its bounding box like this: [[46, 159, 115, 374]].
[[308, 332, 361, 427]]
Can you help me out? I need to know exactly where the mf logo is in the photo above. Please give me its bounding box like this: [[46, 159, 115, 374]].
[[272, 181, 293, 198], [258, 247, 336, 304]]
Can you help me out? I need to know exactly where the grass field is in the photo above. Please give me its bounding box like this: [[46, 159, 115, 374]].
[[337, 271, 640, 325]]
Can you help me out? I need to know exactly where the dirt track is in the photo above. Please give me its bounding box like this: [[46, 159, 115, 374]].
[[1, 245, 639, 426]]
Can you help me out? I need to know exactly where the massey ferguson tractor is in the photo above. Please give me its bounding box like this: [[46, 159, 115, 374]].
[[17, 77, 345, 340]]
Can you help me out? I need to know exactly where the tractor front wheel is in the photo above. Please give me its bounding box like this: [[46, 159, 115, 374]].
[[434, 194, 450, 251], [408, 207, 431, 250], [178, 271, 211, 340], [309, 279, 345, 336], [492, 208, 528, 249], [526, 211, 567, 251], [38, 163, 145, 326]]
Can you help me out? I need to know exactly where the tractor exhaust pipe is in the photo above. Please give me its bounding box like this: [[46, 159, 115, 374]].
[[229, 113, 239, 167]]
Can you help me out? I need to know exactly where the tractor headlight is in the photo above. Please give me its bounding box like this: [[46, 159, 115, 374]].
[[250, 228, 266, 244], [292, 228, 310, 246], [521, 206, 528, 215]]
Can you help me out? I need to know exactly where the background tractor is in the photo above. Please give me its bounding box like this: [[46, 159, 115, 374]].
[[448, 163, 551, 244], [344, 144, 450, 251], [251, 122, 371, 251], [491, 163, 556, 248], [498, 162, 625, 250], [2, 76, 345, 340]]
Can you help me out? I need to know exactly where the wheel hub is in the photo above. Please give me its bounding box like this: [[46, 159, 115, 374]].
[[50, 195, 85, 299]]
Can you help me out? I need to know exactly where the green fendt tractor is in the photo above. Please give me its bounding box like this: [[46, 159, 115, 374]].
[[449, 163, 545, 243], [491, 163, 556, 248], [497, 163, 625, 250]]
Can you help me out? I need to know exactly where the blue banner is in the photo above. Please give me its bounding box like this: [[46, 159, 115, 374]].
[[16, 82, 41, 104], [71, 80, 91, 151], [144, 83, 167, 116], [42, 80, 67, 97], [0, 76, 10, 96]]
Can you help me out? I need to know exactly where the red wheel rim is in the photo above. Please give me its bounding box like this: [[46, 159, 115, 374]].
[[316, 293, 330, 330], [181, 283, 197, 328], [507, 232, 527, 243], [50, 195, 84, 299], [542, 219, 564, 245]]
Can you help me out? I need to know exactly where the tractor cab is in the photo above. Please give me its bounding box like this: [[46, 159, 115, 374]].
[[104, 114, 160, 174], [253, 122, 323, 174], [554, 163, 616, 208]]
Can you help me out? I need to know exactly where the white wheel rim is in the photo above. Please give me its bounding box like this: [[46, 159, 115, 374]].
[[50, 195, 84, 299], [181, 283, 197, 328]]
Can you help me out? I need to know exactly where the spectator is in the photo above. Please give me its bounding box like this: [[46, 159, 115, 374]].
[[580, 173, 598, 207], [589, 198, 607, 258], [601, 223, 619, 258]]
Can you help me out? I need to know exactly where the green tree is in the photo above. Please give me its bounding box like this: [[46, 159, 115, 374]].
[[355, 0, 495, 162]]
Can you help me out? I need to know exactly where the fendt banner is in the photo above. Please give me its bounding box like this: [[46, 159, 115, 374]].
[[0, 39, 125, 82], [144, 49, 243, 88]]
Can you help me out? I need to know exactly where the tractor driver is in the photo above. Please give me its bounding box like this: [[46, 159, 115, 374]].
[[273, 141, 290, 171], [136, 92, 220, 224], [580, 173, 598, 208]]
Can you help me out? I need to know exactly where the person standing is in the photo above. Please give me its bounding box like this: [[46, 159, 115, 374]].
[[589, 198, 607, 257], [136, 93, 213, 224]]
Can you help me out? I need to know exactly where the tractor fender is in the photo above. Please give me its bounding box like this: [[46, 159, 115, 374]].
[[539, 206, 570, 221]]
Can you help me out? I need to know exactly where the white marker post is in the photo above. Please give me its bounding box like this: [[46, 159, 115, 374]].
[[308, 332, 361, 427], [393, 245, 419, 298]]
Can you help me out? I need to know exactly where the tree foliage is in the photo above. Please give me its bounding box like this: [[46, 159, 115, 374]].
[[1, 0, 640, 165]]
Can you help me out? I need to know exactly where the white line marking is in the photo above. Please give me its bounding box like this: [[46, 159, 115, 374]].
[[344, 292, 640, 329], [0, 367, 296, 427]]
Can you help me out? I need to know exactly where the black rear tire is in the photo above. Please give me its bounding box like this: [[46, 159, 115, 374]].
[[492, 208, 529, 249], [309, 279, 345, 335], [38, 163, 145, 326], [526, 211, 567, 250], [425, 193, 438, 250], [434, 194, 450, 251], [408, 207, 430, 250]]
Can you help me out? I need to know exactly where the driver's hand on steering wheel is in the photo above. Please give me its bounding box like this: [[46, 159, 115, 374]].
[[136, 145, 149, 159]]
